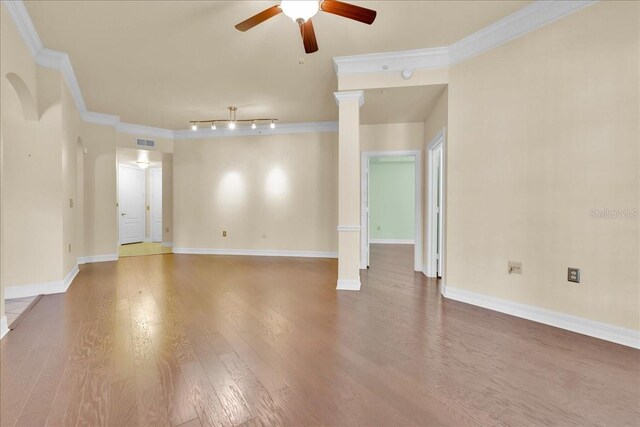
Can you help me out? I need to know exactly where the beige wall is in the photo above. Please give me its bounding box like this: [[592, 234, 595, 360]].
[[447, 1, 639, 330], [162, 153, 174, 244], [82, 123, 118, 257], [1, 11, 65, 288], [423, 88, 448, 152], [62, 83, 82, 275], [174, 124, 425, 255], [174, 133, 338, 253], [360, 122, 424, 152]]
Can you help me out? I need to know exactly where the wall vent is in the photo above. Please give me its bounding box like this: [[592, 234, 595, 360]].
[[136, 139, 155, 148]]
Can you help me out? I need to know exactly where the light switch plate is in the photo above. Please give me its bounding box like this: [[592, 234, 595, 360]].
[[568, 267, 580, 283]]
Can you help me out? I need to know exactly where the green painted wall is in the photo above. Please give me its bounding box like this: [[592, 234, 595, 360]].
[[369, 157, 415, 241]]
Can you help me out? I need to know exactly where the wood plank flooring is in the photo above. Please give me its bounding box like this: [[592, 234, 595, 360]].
[[1, 244, 638, 426]]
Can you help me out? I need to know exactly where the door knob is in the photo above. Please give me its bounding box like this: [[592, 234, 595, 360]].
[[121, 213, 126, 216]]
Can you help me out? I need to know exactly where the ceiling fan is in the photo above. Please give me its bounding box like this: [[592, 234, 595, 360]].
[[235, 1, 377, 54]]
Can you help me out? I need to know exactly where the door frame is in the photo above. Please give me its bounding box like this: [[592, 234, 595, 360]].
[[360, 150, 423, 271], [117, 164, 146, 245], [425, 128, 446, 283]]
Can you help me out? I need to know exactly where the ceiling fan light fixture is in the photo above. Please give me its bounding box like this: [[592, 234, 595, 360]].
[[211, 123, 216, 130], [191, 123, 197, 131], [280, 0, 319, 22], [270, 120, 276, 129], [251, 121, 257, 130], [228, 121, 236, 130]]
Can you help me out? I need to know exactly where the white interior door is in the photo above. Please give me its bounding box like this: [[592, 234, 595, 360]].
[[150, 168, 163, 243], [118, 165, 145, 244]]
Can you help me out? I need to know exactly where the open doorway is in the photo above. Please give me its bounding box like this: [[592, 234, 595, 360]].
[[116, 148, 171, 257], [361, 150, 422, 271]]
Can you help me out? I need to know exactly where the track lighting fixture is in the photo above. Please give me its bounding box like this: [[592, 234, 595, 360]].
[[190, 106, 277, 131]]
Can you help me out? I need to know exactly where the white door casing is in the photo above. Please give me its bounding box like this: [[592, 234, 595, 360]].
[[118, 165, 145, 244], [150, 168, 163, 243], [426, 128, 446, 281]]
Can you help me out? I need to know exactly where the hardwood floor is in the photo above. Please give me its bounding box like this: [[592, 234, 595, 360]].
[[1, 244, 638, 426]]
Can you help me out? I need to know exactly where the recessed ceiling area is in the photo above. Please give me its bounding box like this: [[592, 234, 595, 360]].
[[361, 84, 446, 125], [24, 1, 530, 129]]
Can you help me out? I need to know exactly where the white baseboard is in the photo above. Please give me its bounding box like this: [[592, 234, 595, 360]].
[[173, 247, 338, 259], [161, 242, 174, 248], [337, 279, 361, 291], [0, 316, 8, 340], [5, 264, 79, 299], [78, 253, 118, 264], [443, 286, 640, 349], [369, 239, 415, 244]]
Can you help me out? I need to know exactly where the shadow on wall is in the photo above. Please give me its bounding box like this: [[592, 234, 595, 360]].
[[5, 72, 37, 121]]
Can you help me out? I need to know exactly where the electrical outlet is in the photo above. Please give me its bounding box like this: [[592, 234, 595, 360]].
[[568, 267, 580, 283], [508, 261, 522, 274], [69, 198, 74, 208], [222, 230, 227, 237], [68, 243, 71, 253]]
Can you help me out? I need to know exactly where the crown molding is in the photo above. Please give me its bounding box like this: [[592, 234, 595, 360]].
[[37, 48, 88, 113], [173, 121, 337, 140], [5, 0, 596, 138], [449, 0, 596, 64], [2, 0, 42, 57], [332, 0, 597, 75], [333, 91, 365, 107], [82, 110, 120, 127], [333, 47, 450, 75], [2, 0, 337, 140]]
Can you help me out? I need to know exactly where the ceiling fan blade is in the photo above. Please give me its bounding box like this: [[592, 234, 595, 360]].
[[235, 5, 282, 32], [320, 0, 376, 25], [299, 19, 319, 54]]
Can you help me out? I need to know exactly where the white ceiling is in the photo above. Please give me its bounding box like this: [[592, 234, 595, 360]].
[[24, 1, 531, 129]]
